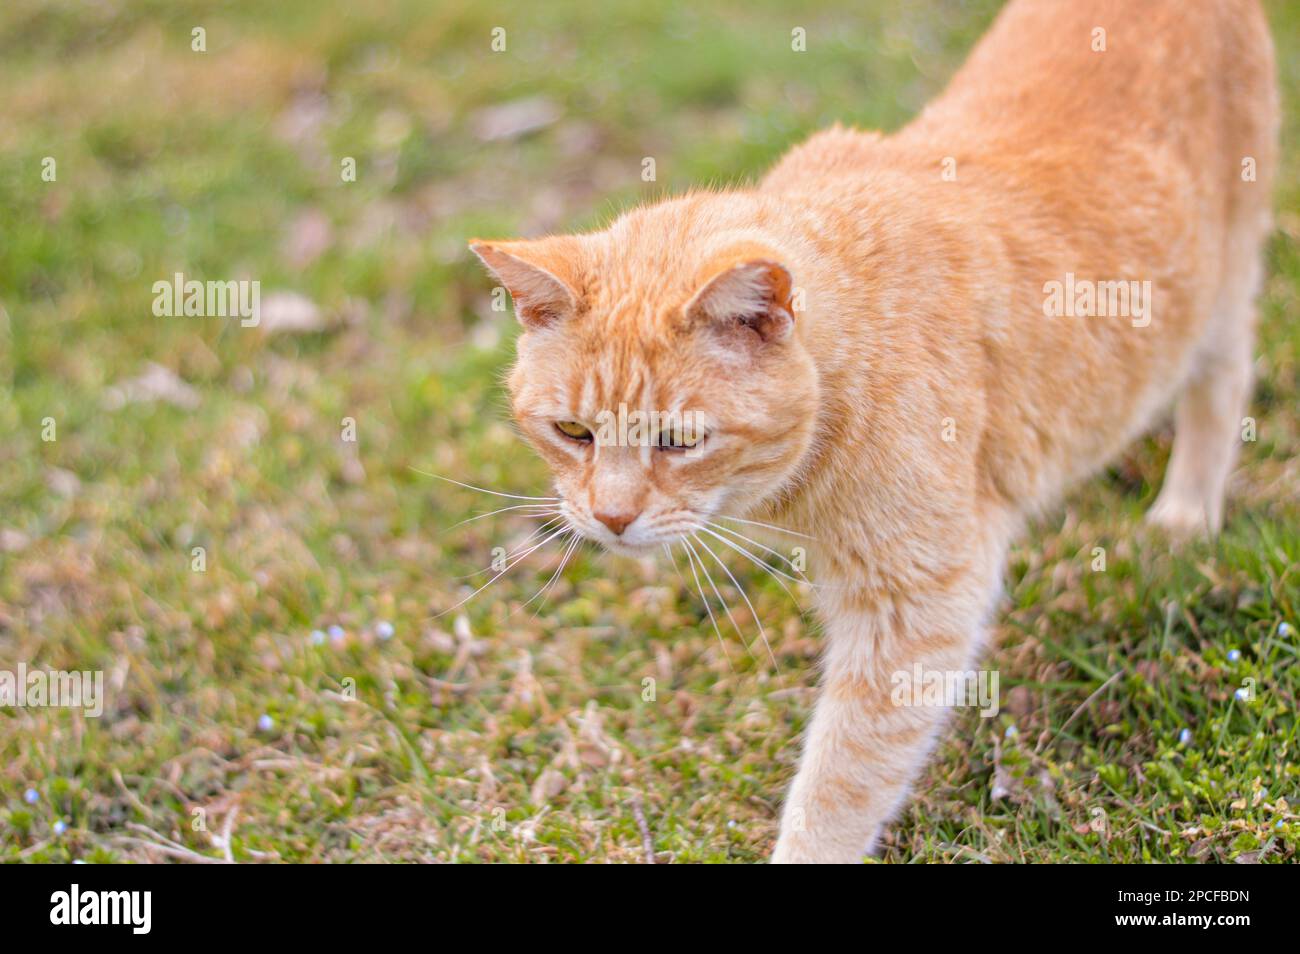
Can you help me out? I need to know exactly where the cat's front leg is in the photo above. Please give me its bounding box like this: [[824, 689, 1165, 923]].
[[771, 565, 1000, 864]]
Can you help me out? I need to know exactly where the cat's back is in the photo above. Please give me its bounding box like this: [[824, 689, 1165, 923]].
[[766, 0, 1276, 195], [900, 0, 1276, 181]]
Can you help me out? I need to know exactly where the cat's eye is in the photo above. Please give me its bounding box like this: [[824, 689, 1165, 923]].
[[654, 427, 704, 451], [555, 420, 593, 442]]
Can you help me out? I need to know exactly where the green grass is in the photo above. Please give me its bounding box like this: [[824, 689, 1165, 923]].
[[1, 0, 1297, 863]]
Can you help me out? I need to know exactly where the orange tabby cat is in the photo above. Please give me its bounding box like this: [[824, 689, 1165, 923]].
[[470, 0, 1278, 862]]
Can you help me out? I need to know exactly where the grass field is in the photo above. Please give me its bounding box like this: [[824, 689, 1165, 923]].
[[1, 0, 1297, 863]]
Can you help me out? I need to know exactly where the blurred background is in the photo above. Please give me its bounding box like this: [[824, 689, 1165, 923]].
[[1, 0, 1297, 863]]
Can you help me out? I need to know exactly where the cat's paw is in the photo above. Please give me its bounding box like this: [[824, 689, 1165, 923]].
[[771, 830, 873, 864], [1145, 493, 1220, 540]]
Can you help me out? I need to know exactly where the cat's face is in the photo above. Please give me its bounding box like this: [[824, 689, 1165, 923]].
[[471, 205, 819, 556]]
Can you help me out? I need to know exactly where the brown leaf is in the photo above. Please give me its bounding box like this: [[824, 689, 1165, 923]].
[[471, 96, 561, 142], [530, 768, 567, 806], [259, 291, 325, 334], [103, 362, 200, 410]]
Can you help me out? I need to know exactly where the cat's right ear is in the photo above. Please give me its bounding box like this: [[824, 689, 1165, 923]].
[[469, 238, 581, 330], [684, 251, 795, 345]]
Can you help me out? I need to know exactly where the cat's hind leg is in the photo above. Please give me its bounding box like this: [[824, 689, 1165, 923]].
[[1147, 217, 1266, 538], [1145, 336, 1253, 537]]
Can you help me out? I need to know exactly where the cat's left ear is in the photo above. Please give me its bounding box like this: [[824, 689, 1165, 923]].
[[468, 237, 582, 329], [685, 252, 795, 344]]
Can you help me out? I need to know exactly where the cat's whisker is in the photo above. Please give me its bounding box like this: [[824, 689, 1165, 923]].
[[664, 542, 690, 588], [692, 532, 780, 674], [715, 513, 818, 542], [679, 540, 735, 673], [451, 515, 567, 580], [443, 503, 560, 533], [522, 534, 583, 620], [434, 523, 571, 617], [508, 515, 568, 553], [705, 520, 815, 582], [698, 525, 816, 598], [696, 527, 809, 617], [452, 514, 564, 582], [411, 469, 561, 502], [684, 536, 759, 667]]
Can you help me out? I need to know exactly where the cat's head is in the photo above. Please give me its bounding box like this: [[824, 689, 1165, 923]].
[[470, 197, 819, 555]]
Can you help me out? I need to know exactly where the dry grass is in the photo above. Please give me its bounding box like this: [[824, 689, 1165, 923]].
[[1, 0, 1297, 862]]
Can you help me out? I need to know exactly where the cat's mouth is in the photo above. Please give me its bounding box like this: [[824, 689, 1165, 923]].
[[562, 502, 700, 556], [575, 518, 677, 556], [594, 533, 665, 557]]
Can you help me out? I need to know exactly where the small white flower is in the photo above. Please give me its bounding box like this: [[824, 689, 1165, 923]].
[[1178, 728, 1193, 745], [1279, 622, 1294, 638], [258, 714, 275, 732], [1004, 725, 1018, 739], [53, 819, 67, 836], [23, 788, 39, 804], [1227, 649, 1241, 662], [328, 624, 346, 645], [1234, 687, 1249, 701], [376, 620, 395, 640], [310, 629, 326, 646]]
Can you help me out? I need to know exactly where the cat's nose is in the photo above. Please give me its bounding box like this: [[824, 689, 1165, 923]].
[[594, 510, 639, 535]]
